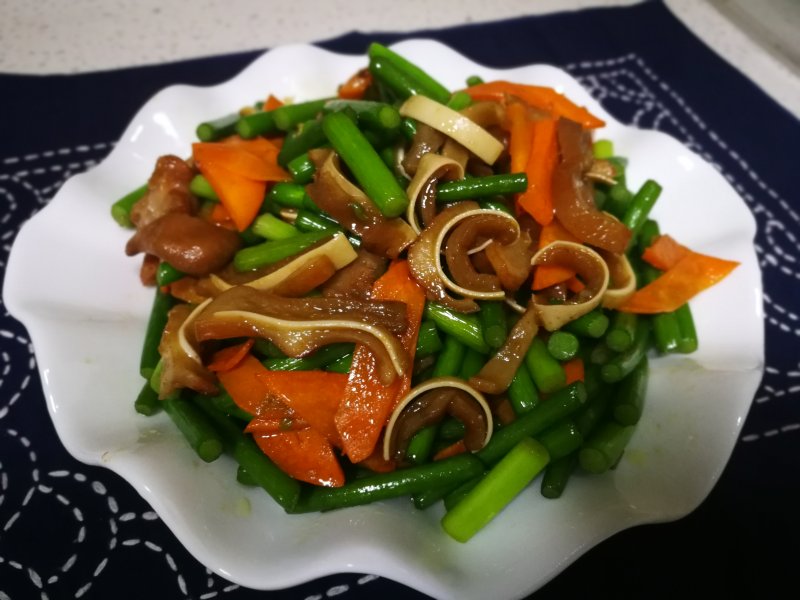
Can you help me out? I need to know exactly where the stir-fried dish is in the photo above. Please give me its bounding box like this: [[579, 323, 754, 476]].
[[113, 43, 738, 542]]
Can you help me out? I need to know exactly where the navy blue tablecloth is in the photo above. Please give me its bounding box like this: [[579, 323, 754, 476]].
[[1, 1, 798, 598]]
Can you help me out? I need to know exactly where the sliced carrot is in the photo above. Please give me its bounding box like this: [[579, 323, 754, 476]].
[[263, 94, 284, 111], [531, 218, 580, 290], [216, 354, 273, 414], [216, 353, 346, 486], [433, 439, 467, 461], [518, 118, 557, 226], [208, 339, 255, 373], [206, 201, 234, 227], [193, 142, 287, 182], [507, 102, 534, 174], [358, 447, 397, 473], [523, 86, 605, 129], [254, 428, 345, 487], [563, 357, 585, 385], [642, 234, 691, 271], [222, 137, 287, 177], [532, 264, 574, 290], [619, 251, 739, 314], [215, 356, 295, 428], [269, 255, 338, 297], [537, 218, 579, 248], [194, 142, 264, 180], [193, 137, 289, 231], [335, 260, 426, 463], [245, 413, 307, 435], [255, 369, 347, 446], [566, 276, 586, 294], [465, 80, 605, 129], [338, 68, 373, 100], [194, 159, 266, 231]]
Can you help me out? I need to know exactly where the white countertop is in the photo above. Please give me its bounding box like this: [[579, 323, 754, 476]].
[[2, 0, 799, 118]]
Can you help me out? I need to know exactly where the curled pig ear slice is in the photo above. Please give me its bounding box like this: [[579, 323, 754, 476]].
[[436, 208, 520, 301], [405, 153, 465, 234], [469, 304, 539, 395], [177, 297, 212, 363], [199, 311, 407, 386], [531, 241, 609, 331], [600, 250, 637, 309], [213, 310, 410, 385], [382, 376, 493, 462], [399, 95, 505, 165], [158, 298, 217, 399], [306, 150, 416, 259], [551, 118, 631, 253], [211, 233, 357, 293], [193, 287, 410, 385], [407, 201, 482, 313]]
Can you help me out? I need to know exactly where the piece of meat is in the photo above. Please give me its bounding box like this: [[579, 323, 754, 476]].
[[130, 155, 197, 228], [126, 213, 241, 276], [321, 250, 387, 300]]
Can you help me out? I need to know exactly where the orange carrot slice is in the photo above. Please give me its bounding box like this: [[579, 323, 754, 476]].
[[216, 354, 273, 414], [642, 234, 691, 271], [339, 69, 373, 100], [263, 94, 284, 111], [208, 339, 255, 373], [193, 142, 287, 182], [216, 353, 346, 486], [619, 251, 739, 314], [255, 369, 347, 446], [193, 138, 289, 231], [215, 355, 297, 428], [194, 159, 266, 232], [206, 201, 234, 227], [532, 264, 574, 291], [254, 429, 345, 487], [507, 102, 535, 175], [465, 80, 605, 129], [518, 118, 558, 226], [222, 137, 287, 177], [563, 357, 585, 385], [531, 218, 580, 290], [335, 260, 426, 463], [245, 412, 307, 435], [433, 439, 467, 461]]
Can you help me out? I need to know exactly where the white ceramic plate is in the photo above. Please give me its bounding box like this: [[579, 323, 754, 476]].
[[3, 40, 764, 600]]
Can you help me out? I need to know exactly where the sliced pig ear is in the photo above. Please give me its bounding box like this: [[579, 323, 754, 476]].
[[193, 286, 411, 386], [382, 376, 493, 463], [212, 233, 357, 294], [408, 204, 526, 314], [399, 95, 505, 166], [531, 241, 609, 331], [405, 153, 464, 234], [599, 250, 637, 309], [158, 299, 218, 399], [306, 149, 416, 259], [407, 201, 483, 313], [438, 208, 520, 300]]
